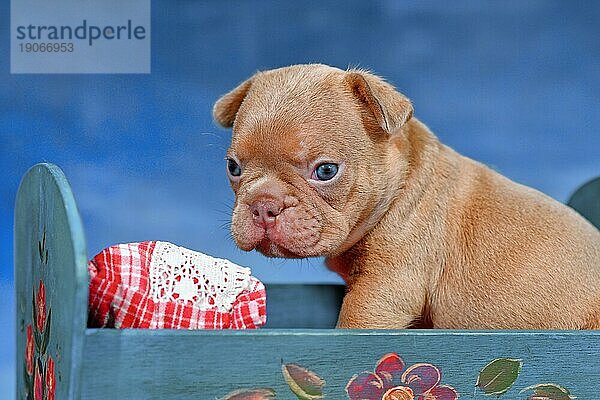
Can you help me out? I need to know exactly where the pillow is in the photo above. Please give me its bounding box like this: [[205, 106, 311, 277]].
[[88, 241, 266, 329]]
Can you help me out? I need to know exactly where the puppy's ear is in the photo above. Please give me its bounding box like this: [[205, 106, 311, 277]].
[[213, 78, 254, 128], [345, 71, 413, 134]]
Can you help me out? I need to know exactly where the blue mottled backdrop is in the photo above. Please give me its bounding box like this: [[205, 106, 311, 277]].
[[1, 1, 599, 396]]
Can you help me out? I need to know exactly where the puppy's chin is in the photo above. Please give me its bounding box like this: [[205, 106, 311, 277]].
[[255, 239, 305, 259], [233, 229, 339, 259]]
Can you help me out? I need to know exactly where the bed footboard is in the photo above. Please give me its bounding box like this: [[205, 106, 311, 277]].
[[15, 163, 89, 400], [80, 329, 600, 399]]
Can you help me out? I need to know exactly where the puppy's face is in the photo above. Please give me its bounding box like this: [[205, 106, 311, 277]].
[[213, 64, 413, 258]]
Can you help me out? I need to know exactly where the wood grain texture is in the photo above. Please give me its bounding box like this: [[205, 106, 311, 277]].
[[15, 163, 89, 400]]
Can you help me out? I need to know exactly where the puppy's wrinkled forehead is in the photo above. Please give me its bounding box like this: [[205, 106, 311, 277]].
[[230, 66, 345, 164]]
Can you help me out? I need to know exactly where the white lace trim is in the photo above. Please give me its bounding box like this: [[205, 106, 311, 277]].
[[149, 241, 252, 312]]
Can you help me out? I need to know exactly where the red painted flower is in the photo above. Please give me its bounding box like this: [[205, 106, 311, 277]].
[[36, 280, 47, 332], [25, 324, 34, 375], [346, 353, 458, 400], [34, 361, 43, 400], [46, 356, 56, 400]]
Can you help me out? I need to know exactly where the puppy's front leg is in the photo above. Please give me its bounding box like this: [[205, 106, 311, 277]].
[[336, 279, 423, 329]]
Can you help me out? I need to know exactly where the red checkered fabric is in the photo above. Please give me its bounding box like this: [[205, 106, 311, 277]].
[[87, 241, 266, 329]]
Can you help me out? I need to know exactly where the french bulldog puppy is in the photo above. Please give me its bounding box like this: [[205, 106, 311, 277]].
[[213, 64, 600, 329]]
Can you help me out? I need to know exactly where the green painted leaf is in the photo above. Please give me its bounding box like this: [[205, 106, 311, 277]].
[[282, 363, 325, 400], [32, 289, 37, 330], [40, 308, 52, 355], [476, 358, 522, 395], [520, 383, 575, 400], [32, 292, 42, 352], [221, 388, 276, 400], [39, 231, 48, 264], [34, 326, 42, 353]]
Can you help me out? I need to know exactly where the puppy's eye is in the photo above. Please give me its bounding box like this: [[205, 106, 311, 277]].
[[227, 158, 241, 177], [313, 163, 339, 181]]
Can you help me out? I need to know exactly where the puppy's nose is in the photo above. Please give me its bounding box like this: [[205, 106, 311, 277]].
[[250, 200, 282, 229]]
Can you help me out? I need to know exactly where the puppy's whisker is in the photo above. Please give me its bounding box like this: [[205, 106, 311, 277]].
[[214, 209, 233, 217], [213, 201, 235, 216], [218, 222, 231, 231], [196, 131, 225, 140]]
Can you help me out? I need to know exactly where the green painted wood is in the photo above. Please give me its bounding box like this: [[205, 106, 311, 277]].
[[568, 176, 600, 229], [15, 163, 89, 400], [264, 284, 344, 328], [80, 329, 600, 399]]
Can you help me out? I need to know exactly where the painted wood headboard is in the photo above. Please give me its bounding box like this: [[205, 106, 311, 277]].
[[15, 164, 88, 399], [15, 163, 600, 399]]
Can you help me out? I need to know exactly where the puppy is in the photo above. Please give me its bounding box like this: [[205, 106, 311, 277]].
[[213, 64, 600, 329]]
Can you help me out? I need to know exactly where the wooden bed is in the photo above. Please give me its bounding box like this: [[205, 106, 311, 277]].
[[15, 163, 600, 399]]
